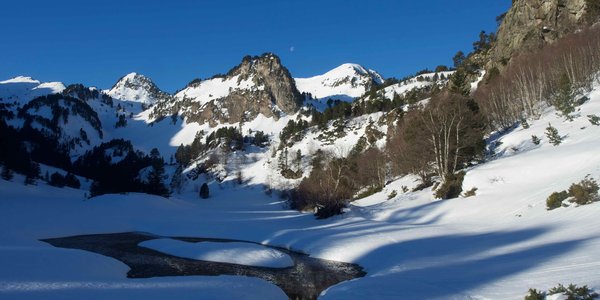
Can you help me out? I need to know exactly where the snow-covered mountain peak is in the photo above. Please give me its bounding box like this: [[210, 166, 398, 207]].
[[295, 63, 384, 101], [0, 76, 41, 84], [0, 76, 65, 104], [107, 72, 170, 104]]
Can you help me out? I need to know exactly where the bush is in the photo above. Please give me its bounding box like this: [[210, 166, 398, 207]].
[[463, 187, 477, 197], [524, 288, 545, 300], [199, 183, 210, 199], [435, 172, 465, 199], [588, 114, 600, 126], [1, 166, 13, 181], [546, 190, 569, 210], [547, 283, 598, 299], [49, 172, 66, 188], [531, 135, 541, 145], [568, 177, 599, 205], [387, 190, 398, 200]]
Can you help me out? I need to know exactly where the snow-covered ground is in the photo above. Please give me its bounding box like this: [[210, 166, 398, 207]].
[[2, 80, 600, 299], [139, 239, 294, 268]]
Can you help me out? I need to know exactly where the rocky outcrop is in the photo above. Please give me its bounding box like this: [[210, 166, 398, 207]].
[[488, 0, 592, 69], [108, 73, 172, 105], [152, 53, 303, 126], [226, 53, 303, 115]]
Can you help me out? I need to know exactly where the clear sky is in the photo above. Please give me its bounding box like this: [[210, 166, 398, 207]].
[[0, 0, 511, 92]]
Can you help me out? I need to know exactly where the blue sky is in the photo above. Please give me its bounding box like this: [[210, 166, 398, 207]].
[[0, 0, 511, 92]]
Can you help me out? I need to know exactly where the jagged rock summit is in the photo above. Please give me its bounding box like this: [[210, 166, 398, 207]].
[[489, 0, 597, 69], [150, 53, 303, 126], [107, 72, 171, 104]]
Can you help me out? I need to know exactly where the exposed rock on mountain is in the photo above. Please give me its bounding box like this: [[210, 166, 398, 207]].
[[107, 73, 172, 104], [151, 53, 302, 126], [489, 0, 595, 69]]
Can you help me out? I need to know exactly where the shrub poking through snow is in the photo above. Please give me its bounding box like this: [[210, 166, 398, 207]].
[[547, 283, 598, 299], [588, 114, 600, 126], [463, 187, 477, 197], [546, 190, 569, 210], [531, 135, 541, 145], [524, 288, 545, 300], [545, 123, 562, 146], [387, 190, 398, 200], [546, 177, 599, 210], [199, 183, 210, 199], [568, 177, 599, 205], [434, 171, 465, 199], [526, 284, 598, 300]]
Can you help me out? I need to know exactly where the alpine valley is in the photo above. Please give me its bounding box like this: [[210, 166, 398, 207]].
[[2, 0, 600, 299]]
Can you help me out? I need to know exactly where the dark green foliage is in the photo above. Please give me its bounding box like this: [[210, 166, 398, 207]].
[[553, 74, 575, 120], [524, 288, 545, 300], [546, 177, 599, 210], [531, 135, 541, 145], [252, 131, 269, 147], [175, 131, 205, 166], [568, 177, 599, 205], [588, 114, 600, 126], [547, 283, 598, 300], [453, 51, 466, 69], [472, 30, 495, 53], [355, 185, 382, 200], [435, 65, 449, 72], [24, 162, 40, 185], [64, 173, 80, 189], [545, 124, 562, 146], [199, 183, 210, 199], [115, 114, 127, 128], [435, 171, 466, 199], [387, 190, 398, 200], [18, 94, 103, 137], [145, 148, 170, 197], [279, 119, 309, 147], [49, 172, 66, 188], [73, 139, 152, 196], [449, 69, 471, 97], [546, 190, 569, 210], [1, 166, 13, 181], [205, 127, 243, 151]]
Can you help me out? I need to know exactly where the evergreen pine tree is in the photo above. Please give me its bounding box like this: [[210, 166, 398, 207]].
[[449, 69, 471, 97], [545, 123, 562, 146], [199, 183, 210, 199], [1, 166, 13, 181], [146, 148, 170, 197], [24, 162, 40, 185], [553, 73, 575, 120]]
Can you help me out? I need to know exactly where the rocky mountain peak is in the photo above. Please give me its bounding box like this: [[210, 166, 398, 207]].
[[108, 72, 171, 104], [151, 53, 303, 126], [488, 0, 593, 69]]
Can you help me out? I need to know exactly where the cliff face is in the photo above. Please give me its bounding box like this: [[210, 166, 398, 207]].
[[488, 0, 590, 69], [152, 53, 303, 126]]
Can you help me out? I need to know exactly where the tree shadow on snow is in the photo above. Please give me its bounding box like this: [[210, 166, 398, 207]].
[[323, 226, 588, 299]]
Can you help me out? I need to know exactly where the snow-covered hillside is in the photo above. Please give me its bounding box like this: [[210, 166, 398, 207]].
[[2, 79, 600, 299], [0, 76, 65, 104], [295, 63, 384, 102]]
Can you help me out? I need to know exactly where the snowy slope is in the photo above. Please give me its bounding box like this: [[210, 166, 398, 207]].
[[3, 82, 600, 299], [295, 63, 383, 102], [0, 76, 65, 104], [381, 71, 454, 100]]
